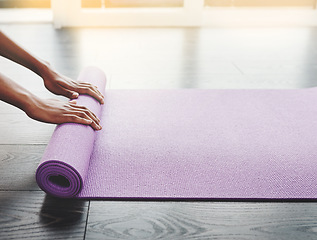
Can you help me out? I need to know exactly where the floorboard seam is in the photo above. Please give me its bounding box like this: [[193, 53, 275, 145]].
[[231, 61, 245, 75], [83, 200, 91, 240]]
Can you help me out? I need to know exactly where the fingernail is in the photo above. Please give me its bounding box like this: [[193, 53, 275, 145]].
[[73, 92, 79, 98]]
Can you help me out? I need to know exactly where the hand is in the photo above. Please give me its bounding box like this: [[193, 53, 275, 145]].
[[41, 66, 104, 104], [25, 98, 102, 130]]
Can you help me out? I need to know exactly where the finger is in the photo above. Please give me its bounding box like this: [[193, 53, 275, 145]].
[[64, 114, 101, 131], [71, 92, 79, 99], [67, 95, 101, 124], [70, 104, 101, 123], [81, 88, 104, 104], [47, 79, 79, 99], [59, 80, 104, 104], [64, 102, 101, 127], [75, 107, 100, 124], [75, 83, 104, 104], [59, 88, 79, 99], [90, 119, 102, 130]]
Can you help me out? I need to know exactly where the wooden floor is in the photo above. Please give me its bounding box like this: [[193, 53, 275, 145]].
[[1, 24, 317, 239]]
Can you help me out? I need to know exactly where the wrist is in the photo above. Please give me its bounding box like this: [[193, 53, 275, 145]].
[[31, 58, 52, 77], [18, 91, 42, 118]]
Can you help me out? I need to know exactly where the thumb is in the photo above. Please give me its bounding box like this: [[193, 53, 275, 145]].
[[71, 91, 79, 99], [69, 99, 77, 105], [65, 91, 79, 99]]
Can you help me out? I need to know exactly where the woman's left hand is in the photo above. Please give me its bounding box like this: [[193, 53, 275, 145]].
[[41, 67, 104, 104]]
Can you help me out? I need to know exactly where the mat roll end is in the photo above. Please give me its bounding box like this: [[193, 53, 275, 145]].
[[36, 160, 83, 198]]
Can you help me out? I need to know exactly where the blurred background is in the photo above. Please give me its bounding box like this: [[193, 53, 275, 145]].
[[0, 0, 316, 8], [0, 0, 317, 94]]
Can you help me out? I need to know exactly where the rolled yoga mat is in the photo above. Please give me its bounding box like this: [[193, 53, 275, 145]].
[[36, 67, 317, 199]]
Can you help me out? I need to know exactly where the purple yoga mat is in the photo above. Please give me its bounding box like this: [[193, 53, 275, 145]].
[[36, 67, 106, 198], [37, 67, 317, 199]]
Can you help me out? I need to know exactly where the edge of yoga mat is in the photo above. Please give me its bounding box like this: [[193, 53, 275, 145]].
[[36, 66, 106, 198]]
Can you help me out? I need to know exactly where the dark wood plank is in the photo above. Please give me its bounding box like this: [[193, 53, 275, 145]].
[[0, 114, 54, 144], [86, 201, 317, 240], [0, 145, 45, 190], [0, 191, 88, 240]]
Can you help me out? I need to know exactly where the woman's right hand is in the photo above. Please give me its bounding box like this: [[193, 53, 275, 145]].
[[24, 97, 102, 130]]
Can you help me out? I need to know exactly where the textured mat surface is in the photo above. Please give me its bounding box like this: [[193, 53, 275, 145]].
[[36, 67, 317, 199]]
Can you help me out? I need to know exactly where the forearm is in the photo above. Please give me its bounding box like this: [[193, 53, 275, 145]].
[[0, 31, 48, 76], [0, 72, 37, 112], [0, 73, 102, 130], [0, 31, 104, 104]]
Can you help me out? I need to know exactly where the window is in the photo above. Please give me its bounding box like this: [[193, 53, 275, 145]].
[[0, 0, 50, 8], [48, 0, 317, 27], [205, 0, 316, 7], [82, 0, 183, 8], [0, 0, 52, 23]]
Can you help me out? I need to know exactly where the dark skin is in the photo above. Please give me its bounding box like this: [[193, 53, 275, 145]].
[[0, 31, 104, 130]]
